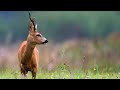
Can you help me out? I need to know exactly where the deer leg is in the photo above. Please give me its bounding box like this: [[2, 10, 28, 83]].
[[21, 72, 24, 79], [21, 68, 24, 79], [31, 71, 36, 79], [23, 70, 28, 79], [21, 68, 28, 79]]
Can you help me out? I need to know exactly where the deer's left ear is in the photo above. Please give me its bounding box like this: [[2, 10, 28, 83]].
[[35, 24, 37, 30]]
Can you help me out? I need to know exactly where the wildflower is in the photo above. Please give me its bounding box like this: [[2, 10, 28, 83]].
[[94, 67, 96, 71]]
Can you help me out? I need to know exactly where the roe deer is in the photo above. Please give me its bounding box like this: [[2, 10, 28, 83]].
[[18, 13, 48, 79]]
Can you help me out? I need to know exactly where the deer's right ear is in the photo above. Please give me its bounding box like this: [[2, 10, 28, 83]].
[[35, 24, 37, 30]]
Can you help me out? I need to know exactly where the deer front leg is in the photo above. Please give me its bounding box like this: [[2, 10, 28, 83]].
[[31, 71, 36, 79], [22, 70, 28, 79], [21, 66, 28, 79], [31, 67, 37, 79]]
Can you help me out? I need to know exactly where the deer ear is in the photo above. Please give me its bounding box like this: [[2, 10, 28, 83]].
[[35, 24, 37, 29]]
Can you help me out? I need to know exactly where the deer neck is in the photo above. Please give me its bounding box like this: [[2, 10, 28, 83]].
[[22, 41, 36, 64]]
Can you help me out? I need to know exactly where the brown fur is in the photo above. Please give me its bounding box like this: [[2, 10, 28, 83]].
[[18, 13, 48, 79]]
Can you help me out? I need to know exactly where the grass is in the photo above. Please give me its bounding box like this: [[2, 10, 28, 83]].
[[1, 37, 120, 79], [0, 65, 120, 79]]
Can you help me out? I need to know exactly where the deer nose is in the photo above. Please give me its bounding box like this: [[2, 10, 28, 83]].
[[44, 40, 48, 43], [43, 40, 48, 44]]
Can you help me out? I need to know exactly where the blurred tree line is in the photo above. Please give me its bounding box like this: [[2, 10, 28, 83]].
[[0, 11, 120, 44]]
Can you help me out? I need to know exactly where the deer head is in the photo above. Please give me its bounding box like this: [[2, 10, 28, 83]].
[[27, 12, 48, 45]]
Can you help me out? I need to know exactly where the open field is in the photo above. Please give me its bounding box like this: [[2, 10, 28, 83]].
[[0, 32, 120, 79], [0, 66, 120, 79]]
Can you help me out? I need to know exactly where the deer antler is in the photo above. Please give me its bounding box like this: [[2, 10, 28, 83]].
[[29, 12, 36, 30]]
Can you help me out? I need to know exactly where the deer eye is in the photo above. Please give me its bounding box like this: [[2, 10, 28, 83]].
[[36, 34, 41, 37]]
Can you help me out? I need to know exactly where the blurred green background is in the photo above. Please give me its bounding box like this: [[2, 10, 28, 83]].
[[1, 11, 120, 44]]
